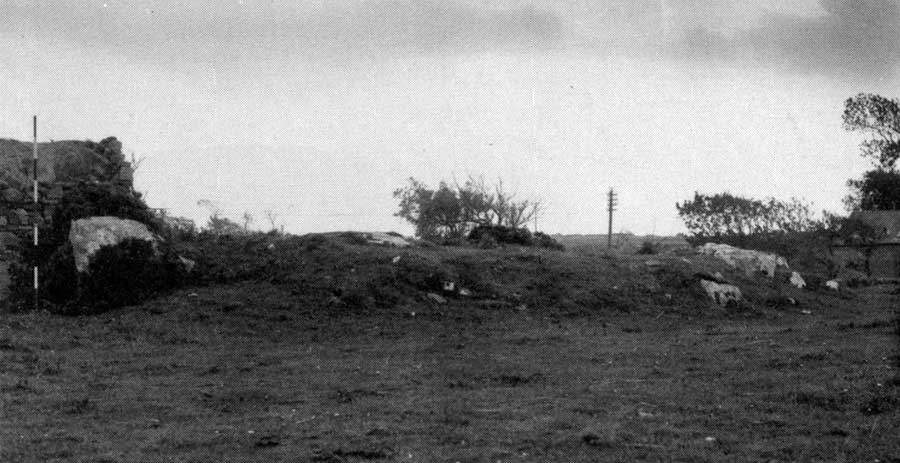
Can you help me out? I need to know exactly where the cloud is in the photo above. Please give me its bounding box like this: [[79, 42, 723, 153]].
[[668, 0, 900, 78], [0, 1, 563, 65]]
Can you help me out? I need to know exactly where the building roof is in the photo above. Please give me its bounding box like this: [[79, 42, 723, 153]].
[[850, 210, 900, 243]]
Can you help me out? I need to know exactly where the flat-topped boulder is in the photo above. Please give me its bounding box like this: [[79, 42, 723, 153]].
[[697, 243, 789, 278], [69, 216, 159, 273]]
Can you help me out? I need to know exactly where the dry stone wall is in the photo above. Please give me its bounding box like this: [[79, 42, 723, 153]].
[[0, 137, 133, 304]]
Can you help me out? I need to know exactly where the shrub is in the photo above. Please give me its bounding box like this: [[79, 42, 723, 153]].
[[468, 225, 533, 246], [78, 239, 185, 312], [534, 232, 565, 251], [636, 240, 658, 255]]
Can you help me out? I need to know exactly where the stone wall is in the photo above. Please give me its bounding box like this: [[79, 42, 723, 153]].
[[0, 137, 133, 305]]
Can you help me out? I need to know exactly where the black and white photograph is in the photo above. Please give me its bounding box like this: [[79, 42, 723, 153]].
[[1, 0, 899, 461]]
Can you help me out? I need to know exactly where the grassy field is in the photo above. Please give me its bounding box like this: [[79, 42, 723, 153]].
[[1, 239, 898, 462]]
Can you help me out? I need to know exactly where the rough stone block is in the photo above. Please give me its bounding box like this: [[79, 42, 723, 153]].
[[2, 188, 24, 202]]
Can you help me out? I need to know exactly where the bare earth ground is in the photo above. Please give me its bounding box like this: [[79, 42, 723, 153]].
[[1, 276, 897, 462]]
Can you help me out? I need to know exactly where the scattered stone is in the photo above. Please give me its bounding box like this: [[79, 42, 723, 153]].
[[391, 255, 402, 264], [458, 288, 472, 297], [645, 259, 662, 268], [790, 272, 806, 289], [266, 243, 276, 251], [826, 280, 840, 291], [443, 281, 456, 292], [68, 216, 160, 273], [801, 309, 812, 315], [426, 293, 446, 304], [699, 279, 742, 306], [178, 256, 196, 273]]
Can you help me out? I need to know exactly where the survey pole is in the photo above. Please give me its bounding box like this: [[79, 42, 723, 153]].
[[32, 116, 39, 311], [607, 188, 617, 249]]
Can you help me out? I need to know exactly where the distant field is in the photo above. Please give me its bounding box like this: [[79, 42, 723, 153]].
[[1, 239, 897, 462]]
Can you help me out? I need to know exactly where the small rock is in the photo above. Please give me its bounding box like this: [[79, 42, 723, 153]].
[[1, 188, 23, 203], [426, 293, 446, 304], [695, 271, 728, 284], [178, 256, 196, 273], [801, 309, 812, 315], [645, 259, 662, 267], [458, 288, 472, 297], [790, 272, 806, 289], [516, 304, 527, 311], [443, 281, 456, 292], [14, 209, 29, 226], [826, 280, 840, 291], [392, 255, 402, 264], [267, 243, 276, 251], [699, 280, 742, 306], [704, 436, 716, 443]]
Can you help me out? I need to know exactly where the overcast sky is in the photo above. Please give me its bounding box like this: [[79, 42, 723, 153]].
[[2, 0, 898, 234]]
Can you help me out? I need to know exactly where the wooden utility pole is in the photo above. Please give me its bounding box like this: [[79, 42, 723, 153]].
[[32, 116, 39, 311], [607, 188, 617, 249]]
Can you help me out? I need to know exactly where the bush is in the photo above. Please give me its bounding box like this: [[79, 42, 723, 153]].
[[534, 232, 565, 251], [636, 240, 658, 255], [468, 225, 533, 246], [78, 239, 185, 312]]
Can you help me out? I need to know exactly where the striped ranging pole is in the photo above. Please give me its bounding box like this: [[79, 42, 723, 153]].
[[32, 116, 39, 311], [607, 188, 618, 249]]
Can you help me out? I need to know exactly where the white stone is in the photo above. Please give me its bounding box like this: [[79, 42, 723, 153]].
[[697, 243, 789, 278], [69, 216, 159, 273], [178, 256, 196, 273], [826, 280, 840, 291], [790, 271, 806, 289], [365, 232, 412, 247], [699, 279, 742, 306]]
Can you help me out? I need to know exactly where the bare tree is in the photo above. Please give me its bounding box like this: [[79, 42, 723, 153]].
[[263, 208, 280, 232], [242, 212, 254, 232]]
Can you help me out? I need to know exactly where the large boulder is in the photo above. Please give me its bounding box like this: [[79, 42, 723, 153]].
[[68, 216, 159, 273], [697, 243, 789, 278]]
